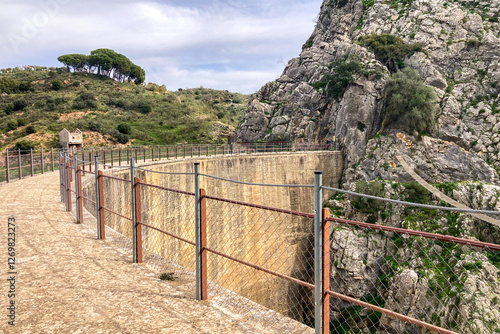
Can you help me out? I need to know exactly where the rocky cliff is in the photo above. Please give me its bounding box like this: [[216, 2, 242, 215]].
[[237, 0, 500, 185], [236, 1, 500, 332]]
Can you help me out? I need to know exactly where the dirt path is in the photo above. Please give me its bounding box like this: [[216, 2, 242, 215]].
[[0, 172, 270, 333], [396, 155, 500, 227]]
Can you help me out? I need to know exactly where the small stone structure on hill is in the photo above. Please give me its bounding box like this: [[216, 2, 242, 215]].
[[59, 128, 83, 151]]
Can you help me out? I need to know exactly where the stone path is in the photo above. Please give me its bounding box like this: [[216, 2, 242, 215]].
[[396, 155, 500, 227], [0, 172, 272, 333]]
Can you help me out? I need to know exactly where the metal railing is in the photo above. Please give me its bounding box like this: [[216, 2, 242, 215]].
[[59, 152, 500, 334], [0, 148, 57, 183]]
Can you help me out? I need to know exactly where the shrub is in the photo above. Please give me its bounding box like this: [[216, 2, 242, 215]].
[[73, 92, 97, 109], [18, 81, 33, 92], [4, 103, 15, 115], [359, 34, 422, 72], [13, 99, 28, 111], [114, 133, 129, 144], [88, 121, 102, 132], [52, 80, 63, 91], [311, 57, 364, 100], [382, 68, 438, 133], [0, 77, 19, 93], [15, 140, 36, 151], [25, 125, 36, 134], [117, 123, 131, 134], [7, 119, 18, 131]]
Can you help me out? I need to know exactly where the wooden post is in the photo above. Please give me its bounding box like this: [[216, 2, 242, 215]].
[[200, 188, 207, 300], [98, 171, 106, 239], [66, 163, 72, 212], [77, 167, 83, 223], [135, 177, 142, 263], [322, 208, 331, 334]]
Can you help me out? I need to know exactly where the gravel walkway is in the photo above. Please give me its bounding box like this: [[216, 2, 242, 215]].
[[0, 172, 269, 333]]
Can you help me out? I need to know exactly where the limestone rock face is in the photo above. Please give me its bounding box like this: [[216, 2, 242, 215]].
[[236, 0, 500, 184]]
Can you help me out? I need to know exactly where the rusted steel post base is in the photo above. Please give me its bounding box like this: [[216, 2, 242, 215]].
[[322, 208, 331, 334]]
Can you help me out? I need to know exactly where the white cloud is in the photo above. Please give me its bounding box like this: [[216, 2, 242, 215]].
[[0, 0, 322, 93]]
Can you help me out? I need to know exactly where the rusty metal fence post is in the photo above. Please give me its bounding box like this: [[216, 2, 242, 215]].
[[5, 149, 9, 183], [73, 155, 79, 220], [314, 170, 323, 334], [51, 148, 54, 172], [30, 149, 33, 177], [131, 159, 139, 263], [18, 149, 21, 180], [94, 155, 102, 239], [41, 148, 44, 174]]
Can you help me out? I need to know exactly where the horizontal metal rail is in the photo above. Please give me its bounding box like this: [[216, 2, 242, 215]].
[[140, 182, 195, 196], [204, 246, 315, 290], [327, 217, 500, 251], [102, 206, 132, 221], [140, 222, 195, 246], [200, 173, 314, 188], [101, 174, 131, 183], [136, 167, 195, 175], [324, 289, 456, 334], [203, 195, 315, 218], [81, 195, 95, 204], [322, 185, 500, 215]]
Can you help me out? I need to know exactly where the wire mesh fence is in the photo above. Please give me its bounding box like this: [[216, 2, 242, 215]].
[[204, 196, 316, 332], [325, 216, 500, 334], [62, 154, 500, 334], [139, 182, 197, 294], [0, 149, 58, 183]]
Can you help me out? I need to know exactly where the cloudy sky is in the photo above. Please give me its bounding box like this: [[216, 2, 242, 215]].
[[0, 0, 322, 93]]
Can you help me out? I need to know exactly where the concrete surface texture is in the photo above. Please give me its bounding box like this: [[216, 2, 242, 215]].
[[0, 172, 283, 333]]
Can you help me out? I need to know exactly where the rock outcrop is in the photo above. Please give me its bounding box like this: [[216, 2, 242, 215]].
[[236, 0, 500, 332], [236, 0, 500, 184]]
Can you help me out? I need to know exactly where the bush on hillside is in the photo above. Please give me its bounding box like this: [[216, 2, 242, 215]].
[[310, 56, 364, 100], [52, 80, 63, 91], [359, 34, 422, 72], [117, 123, 131, 134], [15, 140, 36, 151], [382, 68, 438, 134]]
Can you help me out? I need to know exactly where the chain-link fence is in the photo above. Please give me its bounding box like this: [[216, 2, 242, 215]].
[[204, 196, 316, 332], [0, 148, 58, 183], [60, 154, 500, 334]]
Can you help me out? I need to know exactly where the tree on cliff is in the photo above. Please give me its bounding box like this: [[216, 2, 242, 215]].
[[57, 49, 145, 84], [381, 68, 438, 134]]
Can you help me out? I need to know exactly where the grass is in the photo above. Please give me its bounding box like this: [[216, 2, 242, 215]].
[[0, 67, 248, 151]]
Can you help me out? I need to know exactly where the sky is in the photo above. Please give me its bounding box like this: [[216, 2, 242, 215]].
[[0, 0, 322, 94]]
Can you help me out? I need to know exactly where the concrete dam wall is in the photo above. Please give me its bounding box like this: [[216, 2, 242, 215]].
[[82, 152, 343, 321]]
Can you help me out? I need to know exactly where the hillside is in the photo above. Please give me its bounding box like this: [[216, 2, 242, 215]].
[[0, 66, 248, 152]]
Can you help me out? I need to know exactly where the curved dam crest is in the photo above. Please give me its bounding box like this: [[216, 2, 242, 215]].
[[82, 152, 343, 321]]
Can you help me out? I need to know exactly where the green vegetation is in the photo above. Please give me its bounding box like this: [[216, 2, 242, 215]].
[[359, 34, 422, 72], [0, 66, 247, 150], [58, 48, 146, 84], [381, 68, 438, 133], [159, 272, 176, 281], [310, 56, 364, 100]]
